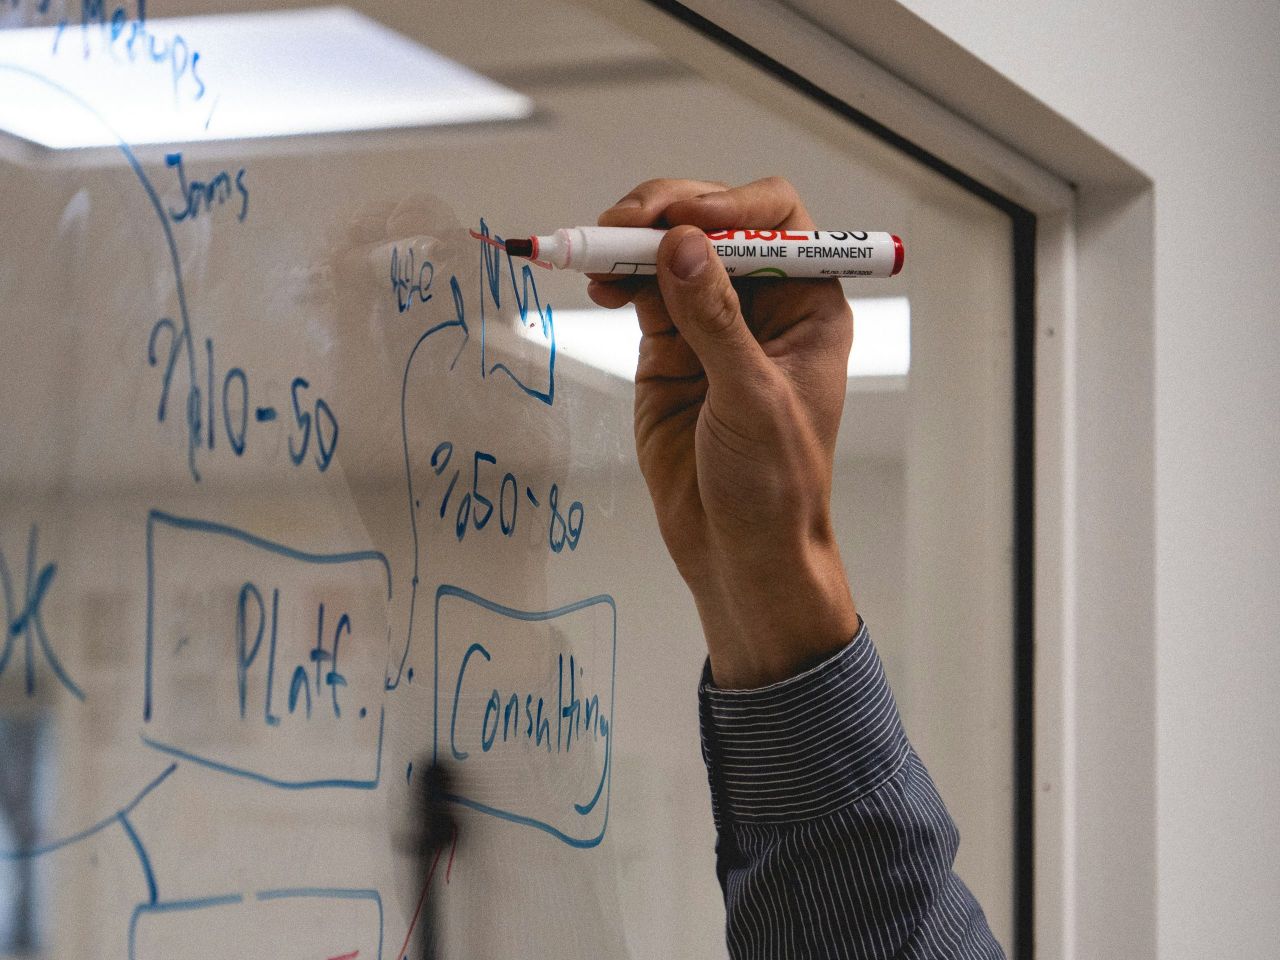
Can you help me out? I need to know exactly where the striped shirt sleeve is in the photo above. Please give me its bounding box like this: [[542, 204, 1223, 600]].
[[698, 619, 1006, 960]]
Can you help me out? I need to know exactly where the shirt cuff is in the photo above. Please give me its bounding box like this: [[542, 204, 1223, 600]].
[[698, 619, 911, 825]]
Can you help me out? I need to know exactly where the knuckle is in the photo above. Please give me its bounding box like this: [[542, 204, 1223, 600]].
[[609, 180, 666, 214], [629, 178, 665, 198], [634, 177, 700, 201], [760, 175, 798, 198]]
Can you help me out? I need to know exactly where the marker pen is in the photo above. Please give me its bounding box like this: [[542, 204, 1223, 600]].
[[504, 227, 904, 279]]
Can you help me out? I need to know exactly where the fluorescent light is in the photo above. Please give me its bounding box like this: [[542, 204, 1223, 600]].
[[544, 309, 644, 384], [0, 6, 531, 149], [845, 296, 910, 378], [539, 296, 910, 384]]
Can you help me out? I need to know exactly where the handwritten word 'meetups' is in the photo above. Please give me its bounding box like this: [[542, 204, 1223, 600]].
[[36, 0, 211, 106]]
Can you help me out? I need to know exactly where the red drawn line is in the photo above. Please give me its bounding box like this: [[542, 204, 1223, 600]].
[[468, 228, 505, 251], [467, 228, 554, 270], [394, 845, 445, 960], [445, 824, 458, 884], [326, 952, 359, 960]]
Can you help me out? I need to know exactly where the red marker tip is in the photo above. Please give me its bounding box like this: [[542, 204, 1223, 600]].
[[891, 235, 904, 276]]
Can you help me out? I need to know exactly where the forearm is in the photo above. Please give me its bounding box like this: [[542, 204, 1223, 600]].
[[593, 176, 1000, 956], [687, 525, 860, 691], [698, 621, 1005, 960]]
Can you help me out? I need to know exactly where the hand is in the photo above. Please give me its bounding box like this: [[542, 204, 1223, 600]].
[[588, 177, 859, 689]]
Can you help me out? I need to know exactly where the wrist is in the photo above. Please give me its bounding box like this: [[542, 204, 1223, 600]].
[[690, 529, 859, 690]]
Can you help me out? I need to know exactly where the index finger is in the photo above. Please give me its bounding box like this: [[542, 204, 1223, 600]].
[[598, 178, 731, 227], [663, 176, 815, 232]]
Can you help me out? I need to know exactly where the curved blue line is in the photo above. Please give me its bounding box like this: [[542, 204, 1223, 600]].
[[0, 541, 18, 677], [449, 642, 491, 761], [0, 62, 202, 480], [385, 316, 468, 693], [129, 895, 244, 960], [144, 512, 156, 720], [435, 585, 616, 621], [117, 812, 157, 904], [146, 510, 391, 598], [256, 886, 378, 902], [255, 886, 383, 958], [446, 792, 607, 849], [144, 509, 391, 721], [485, 258, 556, 404], [433, 586, 616, 844], [24, 527, 86, 700], [141, 707, 383, 791], [0, 763, 176, 861], [573, 728, 608, 816]]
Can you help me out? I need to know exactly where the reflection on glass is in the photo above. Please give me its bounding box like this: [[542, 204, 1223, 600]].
[[0, 0, 1016, 955], [0, 712, 51, 955]]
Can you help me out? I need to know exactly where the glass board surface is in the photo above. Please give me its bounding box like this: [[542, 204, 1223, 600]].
[[0, 1, 1016, 956]]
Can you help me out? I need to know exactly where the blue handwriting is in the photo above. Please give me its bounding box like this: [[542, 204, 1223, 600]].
[[431, 587, 616, 848], [426, 440, 584, 551], [390, 246, 433, 313], [388, 221, 565, 691], [451, 648, 607, 761], [0, 525, 84, 701], [75, 0, 207, 105], [474, 219, 556, 405], [13, 0, 213, 106], [0, 65, 206, 480], [236, 586, 350, 724], [146, 328, 338, 473], [165, 153, 248, 224], [143, 510, 389, 790]]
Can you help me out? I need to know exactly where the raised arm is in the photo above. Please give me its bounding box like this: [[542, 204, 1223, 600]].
[[588, 177, 1005, 959]]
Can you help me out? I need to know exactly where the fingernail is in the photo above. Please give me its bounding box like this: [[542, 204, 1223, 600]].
[[670, 233, 709, 280], [612, 197, 643, 209]]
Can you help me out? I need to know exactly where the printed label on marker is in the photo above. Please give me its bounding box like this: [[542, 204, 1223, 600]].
[[704, 230, 894, 278], [517, 226, 903, 278]]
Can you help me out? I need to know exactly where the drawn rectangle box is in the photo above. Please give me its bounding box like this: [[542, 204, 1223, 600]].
[[434, 586, 616, 848], [143, 510, 392, 790], [129, 888, 383, 960]]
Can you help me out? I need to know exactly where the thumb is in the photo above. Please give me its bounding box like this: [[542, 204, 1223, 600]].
[[657, 226, 770, 396]]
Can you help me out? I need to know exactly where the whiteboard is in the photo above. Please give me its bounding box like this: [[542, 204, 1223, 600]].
[[0, 1, 1020, 957]]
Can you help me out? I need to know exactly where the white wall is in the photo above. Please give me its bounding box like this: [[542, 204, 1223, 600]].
[[868, 2, 1280, 956]]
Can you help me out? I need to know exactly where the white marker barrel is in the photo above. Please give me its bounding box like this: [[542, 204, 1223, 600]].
[[530, 226, 903, 278]]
